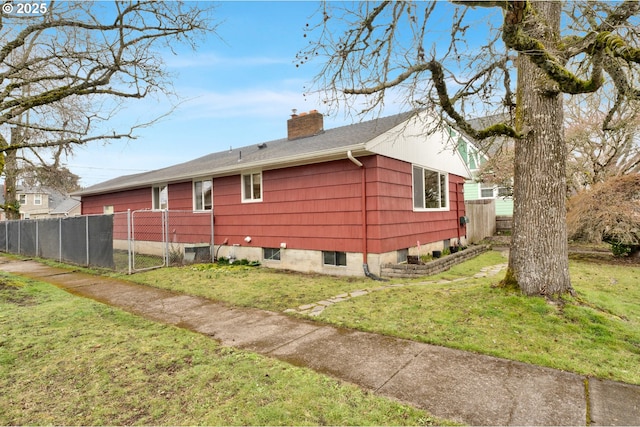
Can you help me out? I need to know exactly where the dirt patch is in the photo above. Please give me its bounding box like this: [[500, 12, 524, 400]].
[[569, 251, 640, 266], [0, 279, 37, 306]]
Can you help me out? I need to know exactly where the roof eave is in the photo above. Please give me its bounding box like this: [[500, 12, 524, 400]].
[[75, 144, 371, 197]]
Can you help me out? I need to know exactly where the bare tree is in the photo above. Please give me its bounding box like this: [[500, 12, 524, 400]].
[[0, 1, 218, 218], [301, 1, 640, 296], [566, 91, 640, 194]]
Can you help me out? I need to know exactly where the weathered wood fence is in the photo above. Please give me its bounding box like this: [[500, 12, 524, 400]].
[[464, 199, 496, 243]]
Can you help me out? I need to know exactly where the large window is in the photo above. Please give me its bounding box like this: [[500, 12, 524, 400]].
[[152, 185, 168, 210], [413, 166, 448, 210], [193, 179, 212, 211], [34, 194, 42, 205], [242, 172, 262, 202]]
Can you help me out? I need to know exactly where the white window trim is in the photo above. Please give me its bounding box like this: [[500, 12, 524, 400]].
[[152, 184, 169, 210], [241, 171, 263, 203], [19, 194, 27, 205], [33, 194, 42, 206], [412, 165, 449, 212], [479, 183, 512, 199], [193, 178, 213, 211]]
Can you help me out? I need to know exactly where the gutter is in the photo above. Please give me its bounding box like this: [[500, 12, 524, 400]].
[[347, 150, 386, 281], [76, 144, 371, 197]]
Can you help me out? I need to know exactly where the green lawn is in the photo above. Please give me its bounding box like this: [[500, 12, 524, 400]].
[[3, 249, 638, 425], [0, 274, 447, 426], [125, 250, 640, 385]]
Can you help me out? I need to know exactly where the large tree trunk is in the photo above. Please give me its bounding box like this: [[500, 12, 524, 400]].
[[506, 1, 573, 296]]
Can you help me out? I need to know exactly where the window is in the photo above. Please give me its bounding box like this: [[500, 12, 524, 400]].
[[194, 179, 212, 211], [263, 248, 281, 261], [19, 194, 26, 205], [480, 183, 495, 198], [152, 185, 168, 210], [34, 194, 42, 205], [481, 183, 512, 199], [323, 251, 347, 266], [242, 172, 262, 202], [412, 166, 448, 210]]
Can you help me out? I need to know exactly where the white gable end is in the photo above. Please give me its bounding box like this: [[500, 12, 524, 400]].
[[365, 113, 472, 179]]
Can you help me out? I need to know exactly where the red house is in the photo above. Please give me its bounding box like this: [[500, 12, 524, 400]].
[[76, 110, 472, 277]]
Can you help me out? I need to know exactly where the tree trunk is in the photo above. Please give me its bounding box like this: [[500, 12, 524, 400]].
[[4, 129, 20, 220], [506, 1, 573, 296]]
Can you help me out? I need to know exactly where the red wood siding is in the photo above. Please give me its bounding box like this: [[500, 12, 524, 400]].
[[81, 155, 467, 254], [81, 187, 151, 214], [364, 155, 466, 253], [213, 160, 364, 252]]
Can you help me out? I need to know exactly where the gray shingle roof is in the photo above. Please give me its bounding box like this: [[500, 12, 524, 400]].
[[75, 111, 416, 196]]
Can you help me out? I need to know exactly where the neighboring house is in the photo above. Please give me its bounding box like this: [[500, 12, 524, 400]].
[[0, 185, 81, 220], [455, 115, 514, 216], [75, 110, 473, 277]]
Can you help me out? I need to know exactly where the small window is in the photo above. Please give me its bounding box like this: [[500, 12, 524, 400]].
[[397, 249, 409, 263], [19, 194, 27, 205], [152, 185, 168, 210], [34, 194, 42, 206], [263, 248, 281, 261], [103, 205, 114, 215], [242, 172, 262, 202], [194, 179, 212, 211], [480, 183, 495, 198], [323, 251, 347, 266], [412, 166, 448, 210]]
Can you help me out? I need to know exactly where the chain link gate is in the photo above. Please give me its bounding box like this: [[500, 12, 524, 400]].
[[127, 209, 214, 274]]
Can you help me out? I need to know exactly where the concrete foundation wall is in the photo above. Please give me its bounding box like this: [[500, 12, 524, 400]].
[[120, 238, 469, 277]]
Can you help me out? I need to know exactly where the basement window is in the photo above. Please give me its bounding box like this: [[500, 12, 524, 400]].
[[323, 251, 347, 267], [263, 247, 281, 261]]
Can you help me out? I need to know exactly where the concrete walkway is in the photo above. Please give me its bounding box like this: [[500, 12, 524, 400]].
[[1, 256, 639, 426]]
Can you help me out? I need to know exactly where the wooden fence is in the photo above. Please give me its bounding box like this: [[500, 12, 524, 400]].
[[465, 199, 496, 243]]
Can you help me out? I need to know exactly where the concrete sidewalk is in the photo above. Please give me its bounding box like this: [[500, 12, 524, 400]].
[[2, 257, 639, 426]]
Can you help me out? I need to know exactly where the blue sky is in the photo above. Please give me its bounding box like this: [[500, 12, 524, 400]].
[[70, 1, 401, 187]]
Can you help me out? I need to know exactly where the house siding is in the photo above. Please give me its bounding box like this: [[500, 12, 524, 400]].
[[463, 181, 514, 216], [81, 187, 151, 214], [366, 156, 466, 253], [213, 159, 364, 252], [79, 154, 468, 275]]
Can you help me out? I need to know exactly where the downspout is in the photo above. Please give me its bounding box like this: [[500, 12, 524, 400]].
[[347, 151, 386, 281], [456, 181, 462, 244]]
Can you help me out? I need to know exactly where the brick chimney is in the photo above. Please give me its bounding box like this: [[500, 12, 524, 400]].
[[287, 109, 323, 140]]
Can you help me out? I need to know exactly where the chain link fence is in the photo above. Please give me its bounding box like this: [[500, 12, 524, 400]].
[[0, 209, 214, 274]]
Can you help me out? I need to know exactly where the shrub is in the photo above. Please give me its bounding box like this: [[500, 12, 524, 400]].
[[567, 174, 640, 257]]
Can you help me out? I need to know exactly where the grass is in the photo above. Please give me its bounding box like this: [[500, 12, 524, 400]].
[[123, 250, 640, 385], [0, 274, 448, 426]]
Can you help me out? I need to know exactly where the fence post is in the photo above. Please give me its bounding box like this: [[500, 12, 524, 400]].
[[164, 209, 169, 267], [35, 221, 39, 258], [210, 208, 214, 262], [58, 218, 62, 262], [127, 209, 132, 275], [86, 215, 90, 266]]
